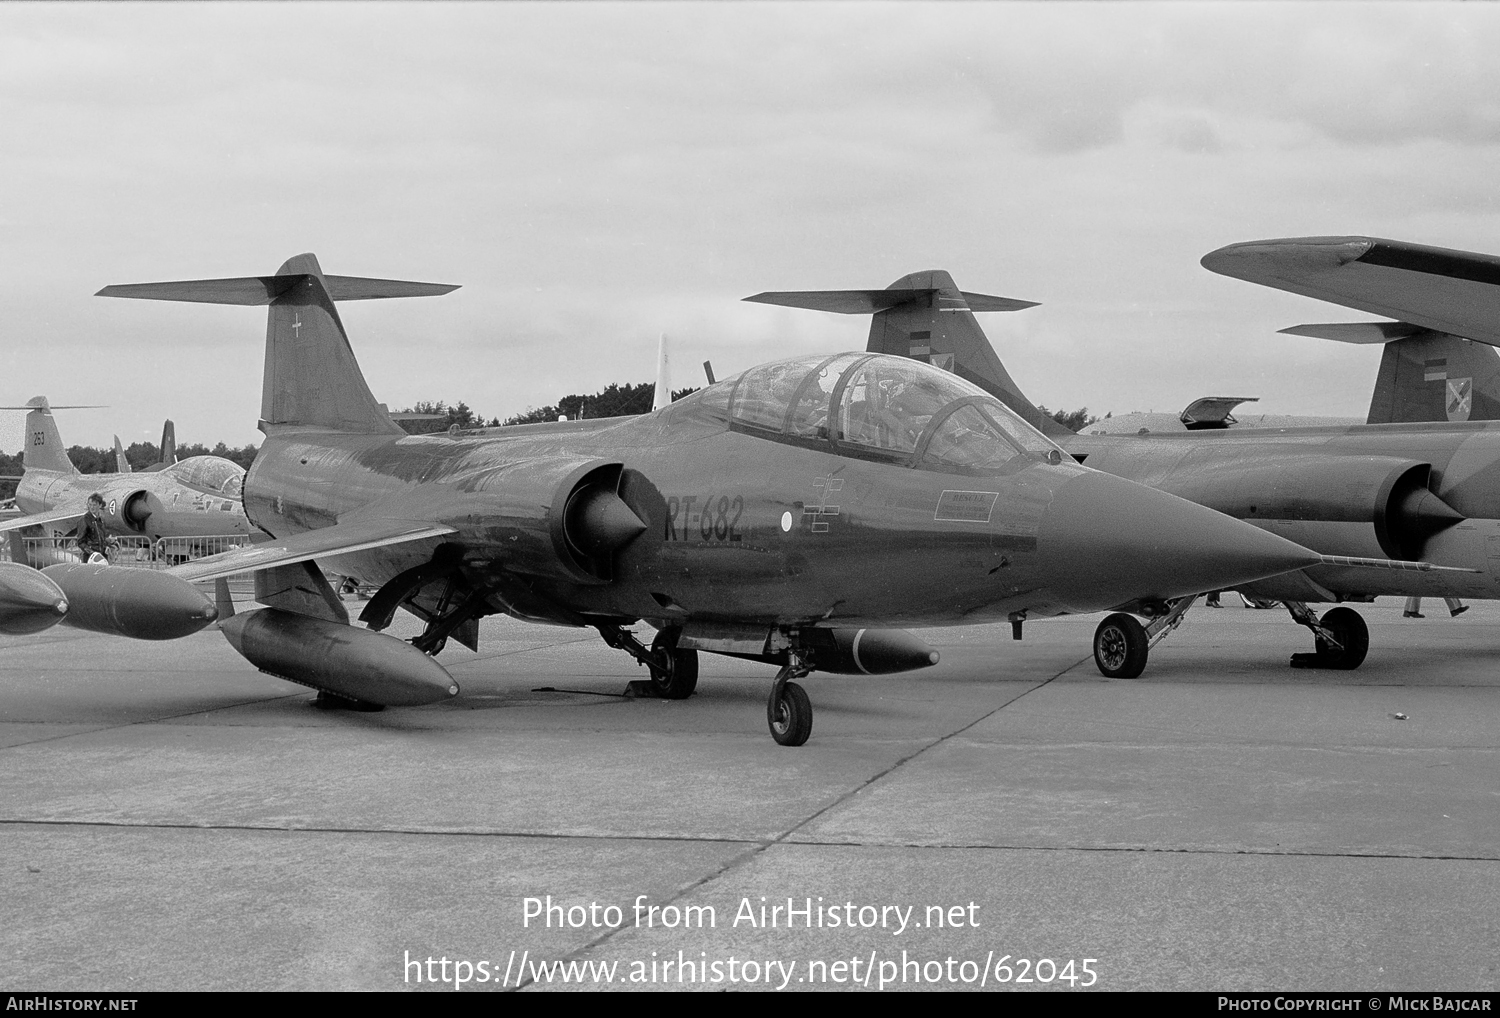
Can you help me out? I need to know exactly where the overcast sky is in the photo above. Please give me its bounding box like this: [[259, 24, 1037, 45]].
[[3, 2, 1498, 449]]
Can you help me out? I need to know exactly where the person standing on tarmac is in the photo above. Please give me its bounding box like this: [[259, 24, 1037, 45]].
[[74, 493, 117, 564]]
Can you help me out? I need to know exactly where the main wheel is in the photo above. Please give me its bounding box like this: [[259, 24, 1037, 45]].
[[649, 647, 698, 699], [767, 681, 812, 746], [1314, 606, 1368, 669], [1094, 613, 1149, 679]]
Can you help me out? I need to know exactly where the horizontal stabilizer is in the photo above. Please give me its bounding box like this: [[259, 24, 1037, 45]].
[[1279, 322, 1425, 344], [168, 518, 456, 584], [1203, 236, 1500, 348], [743, 289, 1037, 314], [97, 273, 458, 305]]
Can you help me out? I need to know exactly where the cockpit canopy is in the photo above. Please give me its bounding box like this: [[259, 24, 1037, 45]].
[[677, 352, 1063, 474], [171, 456, 245, 498]]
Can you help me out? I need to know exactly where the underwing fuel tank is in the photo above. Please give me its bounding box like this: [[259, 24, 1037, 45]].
[[218, 608, 459, 706], [41, 563, 218, 640], [1032, 471, 1323, 612], [0, 562, 70, 635], [803, 628, 940, 675]]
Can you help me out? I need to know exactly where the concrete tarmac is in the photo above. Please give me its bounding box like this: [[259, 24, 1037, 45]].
[[1, 598, 1497, 991]]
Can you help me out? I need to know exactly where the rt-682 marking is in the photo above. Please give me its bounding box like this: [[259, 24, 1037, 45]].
[[665, 494, 744, 542]]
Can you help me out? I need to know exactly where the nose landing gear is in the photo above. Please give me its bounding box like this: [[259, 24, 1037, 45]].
[[767, 652, 814, 747]]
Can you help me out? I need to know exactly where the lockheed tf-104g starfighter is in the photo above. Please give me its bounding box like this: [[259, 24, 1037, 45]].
[[76, 254, 1409, 745]]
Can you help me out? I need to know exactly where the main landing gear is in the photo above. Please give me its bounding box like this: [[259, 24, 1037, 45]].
[[597, 624, 818, 746], [1285, 601, 1368, 670], [1092, 596, 1197, 679], [1090, 595, 1370, 678], [597, 624, 699, 699]]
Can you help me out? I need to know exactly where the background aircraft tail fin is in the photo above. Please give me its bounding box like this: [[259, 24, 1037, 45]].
[[20, 398, 79, 475], [1281, 322, 1500, 424], [113, 436, 131, 473], [99, 257, 459, 434], [653, 332, 672, 412], [159, 419, 176, 465], [744, 270, 1068, 437]]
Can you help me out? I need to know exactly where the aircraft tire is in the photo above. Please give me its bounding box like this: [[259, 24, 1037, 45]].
[[650, 648, 698, 699], [1094, 613, 1148, 679], [767, 681, 812, 747], [1315, 607, 1369, 670]]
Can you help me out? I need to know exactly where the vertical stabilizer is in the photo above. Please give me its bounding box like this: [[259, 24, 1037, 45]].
[[653, 333, 672, 411], [743, 271, 1065, 437], [159, 420, 176, 465], [260, 254, 403, 434], [21, 398, 78, 475], [866, 270, 1066, 437], [113, 436, 131, 473], [97, 256, 459, 436], [1366, 331, 1500, 424]]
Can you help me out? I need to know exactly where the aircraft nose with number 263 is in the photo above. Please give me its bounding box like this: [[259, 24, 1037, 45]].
[[88, 255, 1350, 745]]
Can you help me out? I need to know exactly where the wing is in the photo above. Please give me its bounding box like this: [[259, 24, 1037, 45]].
[[0, 507, 87, 534], [1202, 236, 1500, 347], [167, 518, 456, 583]]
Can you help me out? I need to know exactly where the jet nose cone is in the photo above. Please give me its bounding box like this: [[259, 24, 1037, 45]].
[[1035, 471, 1319, 613], [0, 562, 70, 635]]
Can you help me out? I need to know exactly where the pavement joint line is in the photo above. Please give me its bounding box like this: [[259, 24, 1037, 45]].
[[776, 838, 1500, 862], [0, 818, 758, 845], [505, 655, 1088, 990], [2, 817, 1494, 864]]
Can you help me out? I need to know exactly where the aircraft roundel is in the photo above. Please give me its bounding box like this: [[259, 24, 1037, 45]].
[[108, 499, 117, 516]]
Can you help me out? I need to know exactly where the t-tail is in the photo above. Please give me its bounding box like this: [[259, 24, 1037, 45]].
[[98, 255, 459, 435], [743, 269, 1069, 438], [16, 398, 79, 475], [1278, 323, 1500, 425]]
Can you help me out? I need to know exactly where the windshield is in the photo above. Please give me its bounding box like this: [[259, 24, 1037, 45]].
[[676, 352, 1063, 473]]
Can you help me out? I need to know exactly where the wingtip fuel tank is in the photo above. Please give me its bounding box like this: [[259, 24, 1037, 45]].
[[0, 562, 70, 635], [41, 563, 218, 640]]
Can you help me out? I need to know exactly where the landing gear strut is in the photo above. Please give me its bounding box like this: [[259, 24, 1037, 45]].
[[1285, 601, 1368, 669], [1092, 595, 1198, 678], [767, 652, 814, 747], [597, 624, 698, 699]]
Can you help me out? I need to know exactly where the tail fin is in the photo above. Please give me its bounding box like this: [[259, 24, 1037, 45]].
[[98, 256, 459, 434], [744, 270, 1068, 438], [19, 398, 78, 474], [1281, 323, 1500, 424], [113, 436, 131, 473], [652, 333, 672, 412], [159, 420, 176, 465]]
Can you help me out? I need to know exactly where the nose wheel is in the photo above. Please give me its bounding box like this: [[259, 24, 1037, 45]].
[[767, 655, 814, 746]]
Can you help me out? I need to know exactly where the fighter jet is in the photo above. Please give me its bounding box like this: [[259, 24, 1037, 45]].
[[0, 397, 251, 562], [75, 253, 1378, 746], [747, 265, 1495, 681]]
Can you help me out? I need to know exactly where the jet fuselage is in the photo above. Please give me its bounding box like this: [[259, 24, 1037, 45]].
[[1067, 420, 1500, 602]]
